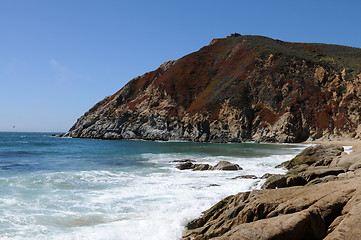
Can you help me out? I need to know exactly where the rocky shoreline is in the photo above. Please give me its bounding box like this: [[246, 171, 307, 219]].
[[181, 143, 361, 240], [59, 34, 361, 238]]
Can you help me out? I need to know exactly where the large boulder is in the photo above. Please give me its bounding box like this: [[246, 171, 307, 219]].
[[182, 177, 361, 240], [279, 144, 344, 169], [212, 161, 242, 171], [264, 145, 346, 189]]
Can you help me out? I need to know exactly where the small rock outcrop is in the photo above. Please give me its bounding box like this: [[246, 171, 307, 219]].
[[279, 144, 344, 169], [213, 161, 242, 171], [176, 160, 242, 171], [263, 144, 347, 189]]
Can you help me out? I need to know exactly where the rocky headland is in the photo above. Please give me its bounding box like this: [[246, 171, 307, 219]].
[[181, 143, 361, 240], [63, 34, 361, 143]]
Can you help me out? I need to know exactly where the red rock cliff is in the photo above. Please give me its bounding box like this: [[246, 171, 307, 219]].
[[63, 35, 361, 142]]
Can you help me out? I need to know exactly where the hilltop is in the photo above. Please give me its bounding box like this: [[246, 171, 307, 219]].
[[63, 34, 361, 143]]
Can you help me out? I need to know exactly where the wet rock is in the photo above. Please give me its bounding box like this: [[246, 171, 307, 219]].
[[176, 160, 242, 171], [172, 159, 195, 163], [208, 184, 220, 187], [213, 161, 242, 171], [182, 177, 361, 240], [176, 160, 194, 170], [231, 175, 257, 180], [261, 173, 274, 179], [192, 164, 212, 171]]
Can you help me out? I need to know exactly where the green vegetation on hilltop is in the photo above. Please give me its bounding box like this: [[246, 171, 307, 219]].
[[228, 35, 361, 76]]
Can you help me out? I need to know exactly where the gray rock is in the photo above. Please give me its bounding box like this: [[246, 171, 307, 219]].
[[172, 159, 195, 163], [232, 175, 258, 180], [213, 161, 242, 171], [176, 160, 242, 171], [192, 164, 212, 171], [176, 160, 194, 170]]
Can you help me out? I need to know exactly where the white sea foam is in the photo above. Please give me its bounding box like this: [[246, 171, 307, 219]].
[[0, 137, 306, 240], [343, 146, 353, 154]]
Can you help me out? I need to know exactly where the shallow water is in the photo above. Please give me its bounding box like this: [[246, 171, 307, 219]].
[[0, 132, 306, 240]]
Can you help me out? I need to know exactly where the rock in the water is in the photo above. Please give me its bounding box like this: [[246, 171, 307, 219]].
[[231, 175, 257, 180], [176, 160, 194, 170], [213, 161, 242, 171], [176, 160, 242, 171], [172, 159, 195, 163], [261, 173, 275, 179], [192, 164, 212, 171]]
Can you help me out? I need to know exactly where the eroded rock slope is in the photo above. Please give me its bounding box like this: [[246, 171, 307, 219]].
[[63, 35, 361, 142]]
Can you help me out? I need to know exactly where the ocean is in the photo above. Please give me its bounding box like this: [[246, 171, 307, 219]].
[[0, 132, 307, 240]]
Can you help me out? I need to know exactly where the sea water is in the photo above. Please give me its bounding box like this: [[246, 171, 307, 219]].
[[0, 132, 307, 240]]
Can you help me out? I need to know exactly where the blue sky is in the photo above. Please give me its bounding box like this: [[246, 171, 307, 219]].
[[1, 0, 361, 132]]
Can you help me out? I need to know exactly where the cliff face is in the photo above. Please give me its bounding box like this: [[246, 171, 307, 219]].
[[63, 35, 361, 142]]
